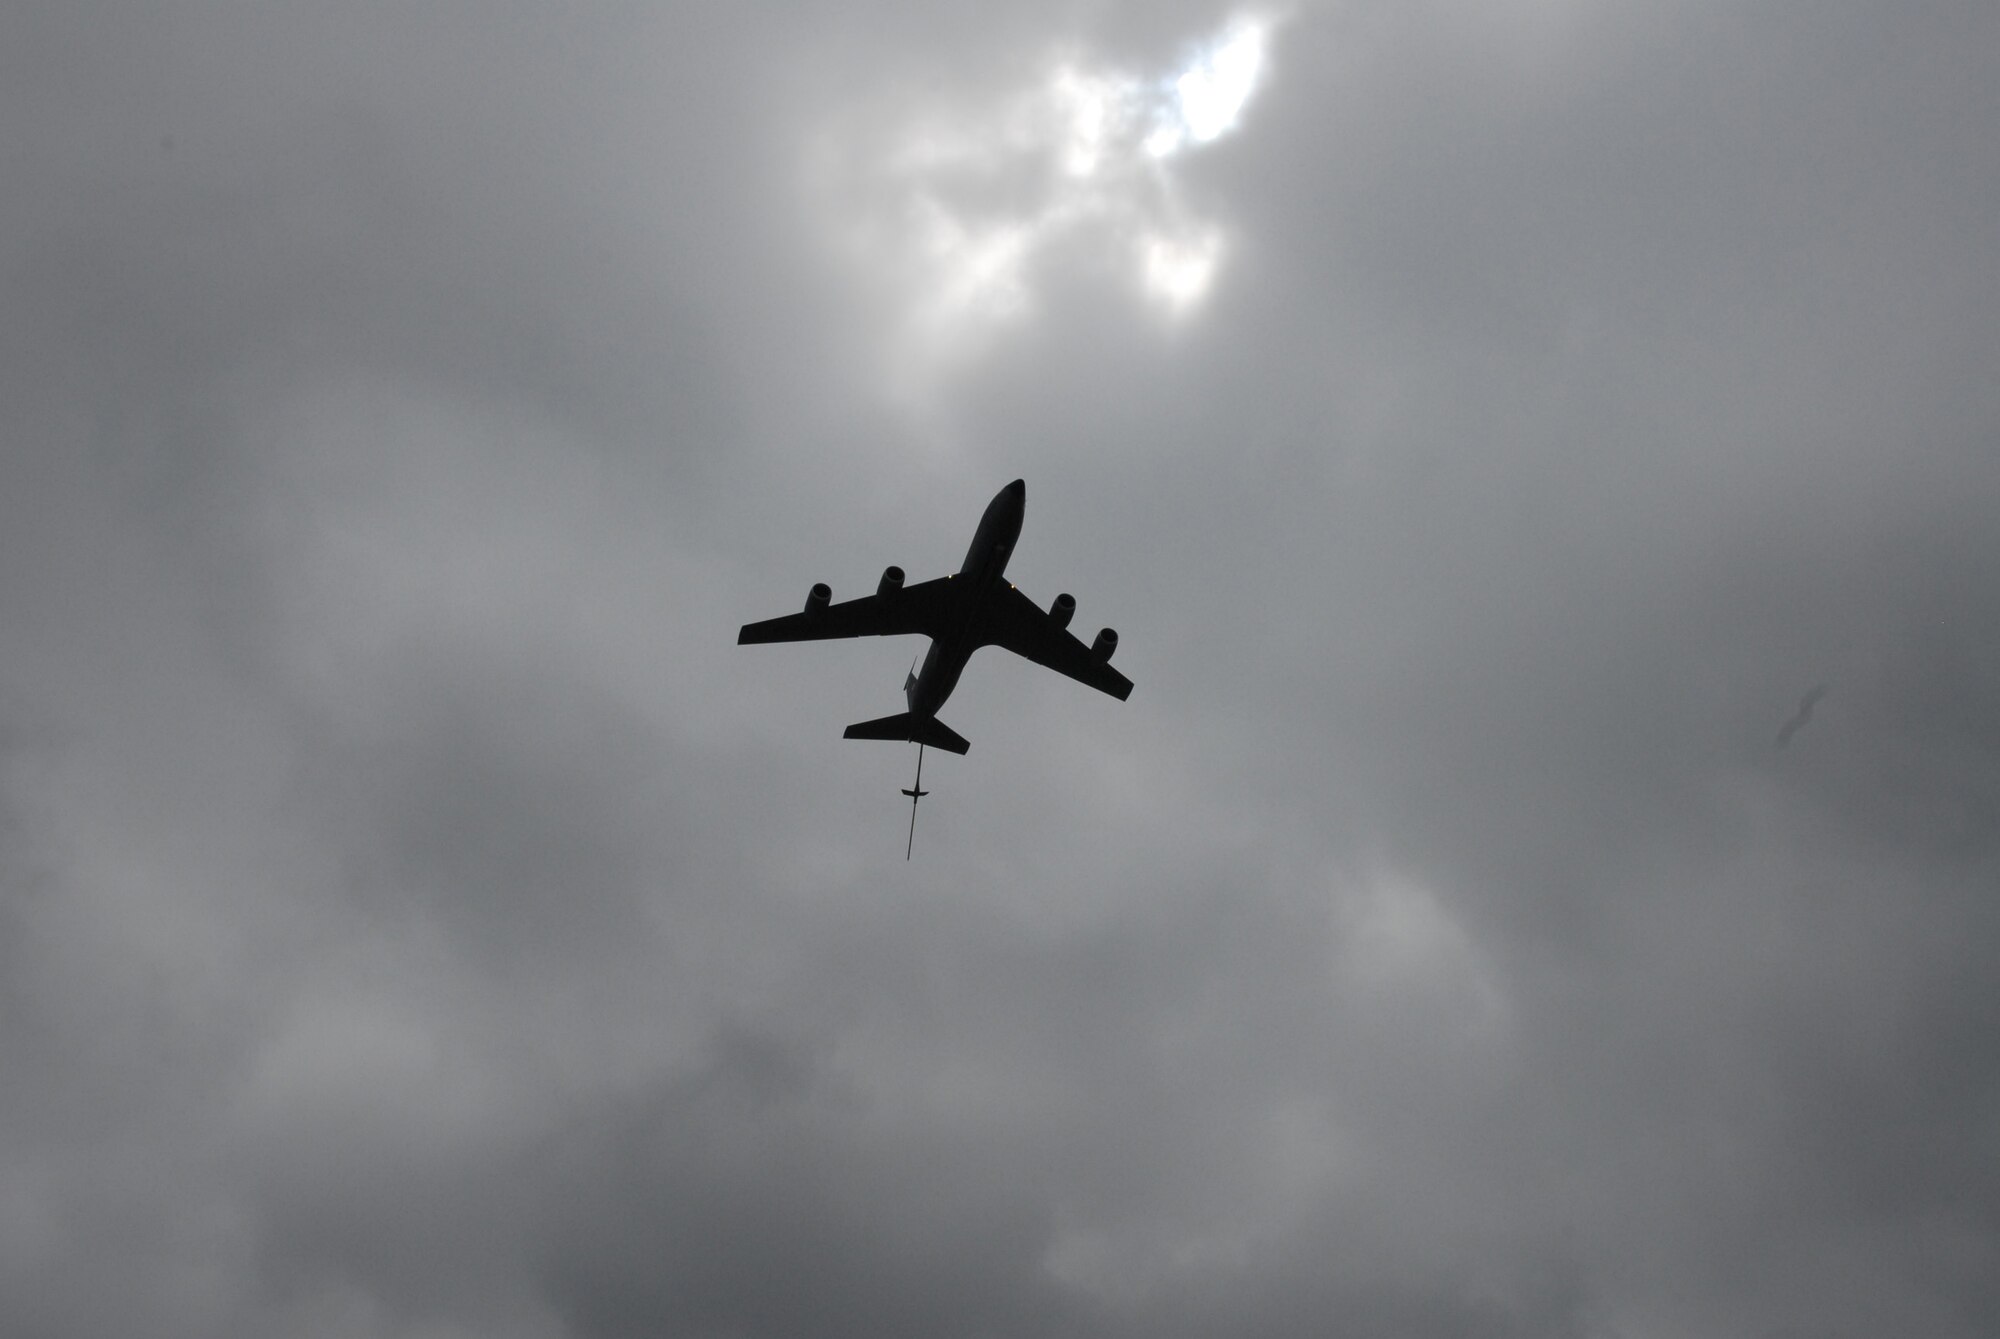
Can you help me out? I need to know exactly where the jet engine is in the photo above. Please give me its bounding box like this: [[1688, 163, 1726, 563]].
[[1049, 592, 1076, 630], [878, 565, 906, 597], [1091, 627, 1119, 661], [805, 582, 831, 616]]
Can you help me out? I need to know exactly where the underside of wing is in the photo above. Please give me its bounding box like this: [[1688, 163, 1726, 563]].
[[739, 575, 960, 644], [981, 584, 1134, 700]]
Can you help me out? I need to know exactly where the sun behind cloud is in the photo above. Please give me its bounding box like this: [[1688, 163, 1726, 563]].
[[811, 11, 1279, 378], [1147, 16, 1268, 156]]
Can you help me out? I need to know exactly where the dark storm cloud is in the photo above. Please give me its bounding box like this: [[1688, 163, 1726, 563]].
[[4, 1, 1998, 1336]]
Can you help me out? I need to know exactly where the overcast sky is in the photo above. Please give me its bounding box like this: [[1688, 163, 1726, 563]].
[[4, 3, 1997, 1336]]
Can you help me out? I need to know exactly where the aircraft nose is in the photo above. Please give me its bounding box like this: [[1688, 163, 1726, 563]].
[[1006, 478, 1026, 500]]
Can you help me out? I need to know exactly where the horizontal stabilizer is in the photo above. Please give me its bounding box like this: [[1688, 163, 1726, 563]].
[[843, 712, 970, 755]]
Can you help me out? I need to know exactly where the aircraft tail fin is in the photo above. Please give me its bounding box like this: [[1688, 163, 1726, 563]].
[[843, 712, 970, 755]]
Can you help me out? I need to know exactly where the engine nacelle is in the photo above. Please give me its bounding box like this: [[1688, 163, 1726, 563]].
[[805, 582, 832, 617], [1090, 627, 1119, 662], [878, 565, 906, 597], [1049, 592, 1076, 630]]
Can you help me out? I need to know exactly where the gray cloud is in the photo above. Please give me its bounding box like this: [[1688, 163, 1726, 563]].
[[4, 1, 1998, 1336]]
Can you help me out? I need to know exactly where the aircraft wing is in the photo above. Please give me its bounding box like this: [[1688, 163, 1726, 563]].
[[982, 585, 1134, 700], [738, 576, 960, 644]]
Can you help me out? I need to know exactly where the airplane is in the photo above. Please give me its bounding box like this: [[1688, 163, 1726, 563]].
[[737, 478, 1133, 759]]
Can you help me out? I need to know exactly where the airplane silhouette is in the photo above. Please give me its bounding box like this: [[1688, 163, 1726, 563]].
[[738, 479, 1132, 757]]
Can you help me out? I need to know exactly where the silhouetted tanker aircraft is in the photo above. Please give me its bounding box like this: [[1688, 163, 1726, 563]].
[[738, 479, 1132, 756]]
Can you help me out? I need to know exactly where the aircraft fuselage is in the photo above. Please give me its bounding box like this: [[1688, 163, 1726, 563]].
[[907, 478, 1024, 719]]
